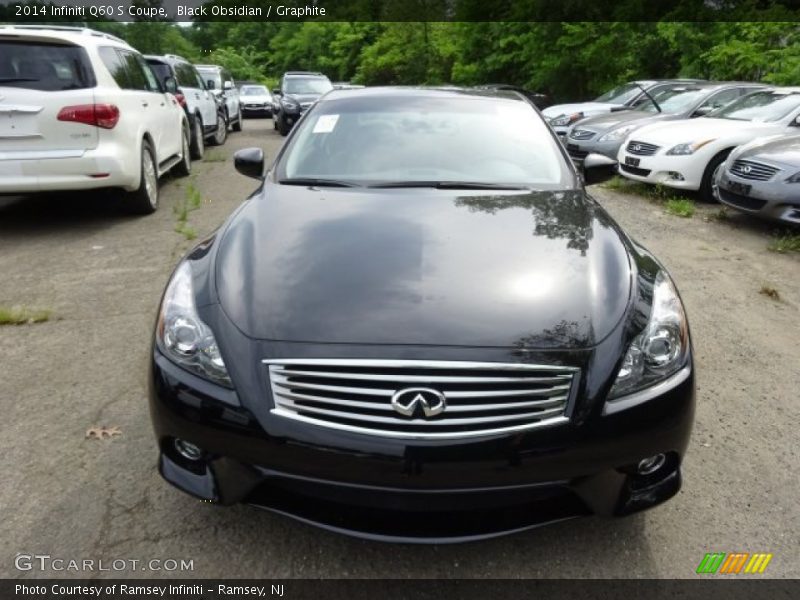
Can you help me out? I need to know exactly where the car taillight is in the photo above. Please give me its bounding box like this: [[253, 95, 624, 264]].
[[57, 104, 120, 129], [174, 93, 187, 108]]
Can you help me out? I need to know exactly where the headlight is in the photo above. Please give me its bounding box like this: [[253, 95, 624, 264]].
[[550, 112, 583, 127], [666, 139, 715, 155], [598, 124, 639, 142], [785, 171, 800, 183], [281, 98, 299, 110], [156, 262, 231, 387], [607, 271, 689, 400]]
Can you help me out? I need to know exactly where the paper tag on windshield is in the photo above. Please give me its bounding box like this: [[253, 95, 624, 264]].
[[313, 114, 339, 133]]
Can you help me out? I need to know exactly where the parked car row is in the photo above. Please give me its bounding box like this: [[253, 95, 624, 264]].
[[0, 25, 243, 213], [552, 79, 800, 225]]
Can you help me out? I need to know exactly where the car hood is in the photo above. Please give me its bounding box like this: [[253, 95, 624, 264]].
[[284, 93, 323, 104], [215, 186, 633, 349], [629, 117, 785, 146], [543, 102, 621, 119], [575, 110, 674, 134], [735, 133, 800, 166]]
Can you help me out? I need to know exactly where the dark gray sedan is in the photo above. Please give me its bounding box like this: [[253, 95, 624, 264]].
[[716, 133, 800, 225], [564, 83, 764, 162]]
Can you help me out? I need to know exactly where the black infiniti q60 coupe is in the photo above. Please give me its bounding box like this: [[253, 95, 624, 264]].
[[149, 87, 694, 543]]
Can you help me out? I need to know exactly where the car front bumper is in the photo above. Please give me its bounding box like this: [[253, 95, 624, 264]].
[[566, 137, 624, 162], [616, 150, 706, 191], [717, 171, 800, 225], [149, 345, 695, 543]]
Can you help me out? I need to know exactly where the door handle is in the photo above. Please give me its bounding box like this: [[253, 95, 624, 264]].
[[141, 101, 149, 107]]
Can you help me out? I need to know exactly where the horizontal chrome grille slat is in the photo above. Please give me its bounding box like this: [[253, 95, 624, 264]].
[[274, 368, 573, 385], [274, 399, 566, 426], [264, 359, 579, 440], [271, 375, 571, 399], [273, 389, 570, 413]]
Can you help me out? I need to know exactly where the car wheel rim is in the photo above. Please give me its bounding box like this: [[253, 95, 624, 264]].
[[711, 163, 723, 200], [143, 149, 157, 208], [183, 133, 191, 172], [195, 120, 204, 155], [216, 116, 226, 143]]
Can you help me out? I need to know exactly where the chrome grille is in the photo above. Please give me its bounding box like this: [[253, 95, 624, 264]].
[[264, 359, 579, 440], [569, 128, 596, 140], [626, 141, 660, 156], [730, 159, 780, 181]]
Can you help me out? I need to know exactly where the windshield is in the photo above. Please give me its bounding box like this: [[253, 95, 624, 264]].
[[279, 96, 570, 188], [242, 86, 269, 96], [595, 82, 647, 104], [0, 41, 95, 90], [284, 77, 333, 95], [711, 91, 800, 122], [640, 89, 707, 114]]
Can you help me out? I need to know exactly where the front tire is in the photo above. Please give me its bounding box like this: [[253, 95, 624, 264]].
[[210, 112, 227, 146], [189, 115, 204, 160], [700, 151, 730, 203], [232, 106, 243, 132], [125, 141, 159, 215]]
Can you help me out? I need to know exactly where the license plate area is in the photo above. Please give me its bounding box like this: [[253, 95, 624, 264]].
[[624, 156, 640, 167], [728, 180, 751, 195]]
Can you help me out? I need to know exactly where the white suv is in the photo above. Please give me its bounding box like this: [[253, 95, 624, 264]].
[[0, 25, 191, 214]]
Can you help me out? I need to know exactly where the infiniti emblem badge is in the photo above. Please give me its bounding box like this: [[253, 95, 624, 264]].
[[390, 387, 447, 418], [741, 165, 752, 174], [632, 144, 641, 152]]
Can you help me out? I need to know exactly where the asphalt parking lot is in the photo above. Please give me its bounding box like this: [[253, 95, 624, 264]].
[[1, 117, 798, 579]]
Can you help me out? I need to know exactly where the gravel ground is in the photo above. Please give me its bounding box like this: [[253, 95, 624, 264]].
[[1, 118, 797, 579]]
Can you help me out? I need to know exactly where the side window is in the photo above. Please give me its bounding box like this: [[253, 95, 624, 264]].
[[136, 54, 161, 92], [192, 68, 207, 90], [175, 63, 194, 88], [98, 47, 131, 89], [698, 89, 740, 112], [114, 50, 149, 91], [224, 70, 234, 88]]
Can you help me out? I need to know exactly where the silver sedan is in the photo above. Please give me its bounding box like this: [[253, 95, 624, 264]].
[[715, 133, 800, 225]]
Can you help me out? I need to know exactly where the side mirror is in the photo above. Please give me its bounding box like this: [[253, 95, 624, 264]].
[[582, 153, 618, 186], [224, 80, 234, 91], [206, 79, 215, 90], [272, 88, 281, 96], [234, 147, 265, 180], [793, 115, 800, 127], [692, 106, 714, 118], [163, 76, 178, 95]]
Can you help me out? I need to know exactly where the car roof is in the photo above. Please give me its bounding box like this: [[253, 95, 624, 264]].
[[195, 64, 223, 71], [284, 71, 326, 77], [321, 86, 529, 104], [0, 24, 130, 49]]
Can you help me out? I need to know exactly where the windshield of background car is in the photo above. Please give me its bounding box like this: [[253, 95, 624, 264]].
[[242, 86, 269, 96], [595, 82, 645, 104], [640, 89, 707, 114], [0, 41, 95, 90], [279, 95, 571, 188], [197, 68, 221, 90], [711, 91, 800, 122], [284, 77, 333, 95]]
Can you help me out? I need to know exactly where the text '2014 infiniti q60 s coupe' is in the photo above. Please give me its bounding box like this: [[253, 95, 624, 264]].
[[149, 87, 695, 543]]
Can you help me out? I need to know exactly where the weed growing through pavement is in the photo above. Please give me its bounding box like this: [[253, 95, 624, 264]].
[[767, 232, 800, 254], [174, 183, 203, 241], [0, 306, 51, 325], [665, 198, 695, 218], [759, 285, 781, 300]]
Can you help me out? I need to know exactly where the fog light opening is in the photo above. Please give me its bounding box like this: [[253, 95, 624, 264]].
[[667, 172, 684, 181], [637, 453, 667, 475], [174, 439, 204, 461]]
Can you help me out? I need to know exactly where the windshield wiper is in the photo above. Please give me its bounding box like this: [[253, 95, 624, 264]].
[[0, 77, 40, 83], [278, 178, 358, 187], [634, 83, 662, 113], [368, 181, 529, 190]]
